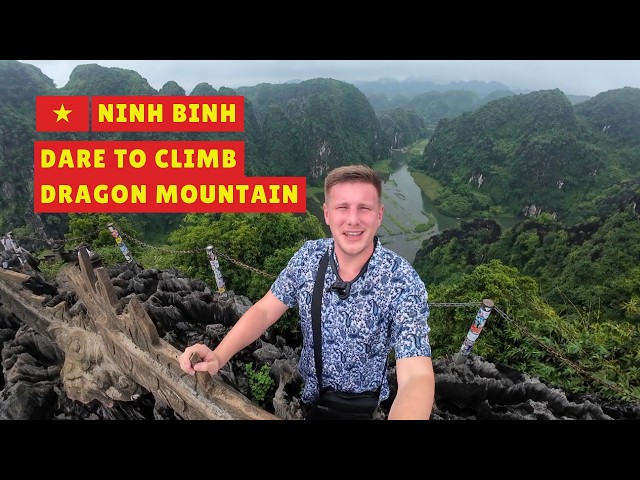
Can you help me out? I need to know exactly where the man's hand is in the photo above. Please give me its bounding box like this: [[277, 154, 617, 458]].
[[178, 343, 221, 376]]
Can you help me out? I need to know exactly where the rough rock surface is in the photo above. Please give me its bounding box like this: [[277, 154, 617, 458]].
[[1, 260, 639, 420]]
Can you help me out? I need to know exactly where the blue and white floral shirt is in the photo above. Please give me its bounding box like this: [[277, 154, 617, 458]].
[[271, 237, 431, 404]]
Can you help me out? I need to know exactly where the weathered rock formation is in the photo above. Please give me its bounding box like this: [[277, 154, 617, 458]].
[[1, 254, 639, 421]]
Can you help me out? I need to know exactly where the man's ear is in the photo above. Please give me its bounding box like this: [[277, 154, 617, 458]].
[[378, 204, 384, 224], [323, 203, 329, 225]]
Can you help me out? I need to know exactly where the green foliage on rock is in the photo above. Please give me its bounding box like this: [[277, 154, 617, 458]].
[[245, 362, 275, 404], [153, 212, 324, 300], [428, 260, 640, 401], [415, 88, 640, 223], [65, 213, 143, 265]]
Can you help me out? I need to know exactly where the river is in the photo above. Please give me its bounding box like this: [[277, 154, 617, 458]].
[[376, 161, 444, 263]]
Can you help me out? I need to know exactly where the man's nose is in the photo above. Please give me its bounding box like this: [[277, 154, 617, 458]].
[[347, 207, 359, 224]]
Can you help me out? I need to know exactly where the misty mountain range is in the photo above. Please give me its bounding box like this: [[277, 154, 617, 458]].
[[0, 60, 639, 410]]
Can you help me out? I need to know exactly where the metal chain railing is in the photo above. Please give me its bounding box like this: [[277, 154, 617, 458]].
[[15, 226, 104, 251], [429, 301, 638, 400], [492, 305, 635, 400], [119, 229, 277, 279], [430, 302, 481, 308]]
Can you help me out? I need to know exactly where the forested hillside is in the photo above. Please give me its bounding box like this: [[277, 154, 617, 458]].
[[0, 60, 415, 238], [412, 88, 640, 224], [411, 87, 640, 322], [361, 78, 590, 141], [0, 61, 57, 236], [410, 88, 640, 403], [2, 61, 639, 404]]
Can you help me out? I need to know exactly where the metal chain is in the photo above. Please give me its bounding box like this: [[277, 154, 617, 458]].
[[214, 249, 277, 279], [119, 230, 277, 279], [120, 231, 196, 255], [430, 301, 637, 400], [492, 305, 637, 400], [11, 227, 103, 251], [430, 302, 481, 308]]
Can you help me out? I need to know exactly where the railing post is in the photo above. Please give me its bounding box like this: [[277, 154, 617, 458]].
[[107, 223, 134, 264], [456, 299, 494, 363], [2, 231, 28, 269], [205, 245, 226, 294]]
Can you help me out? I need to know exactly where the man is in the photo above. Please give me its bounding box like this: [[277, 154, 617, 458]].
[[178, 164, 434, 420]]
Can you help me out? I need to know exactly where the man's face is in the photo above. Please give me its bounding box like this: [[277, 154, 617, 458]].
[[323, 181, 383, 259]]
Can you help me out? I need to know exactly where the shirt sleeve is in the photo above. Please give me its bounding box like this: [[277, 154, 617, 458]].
[[270, 241, 310, 308], [390, 269, 432, 359]]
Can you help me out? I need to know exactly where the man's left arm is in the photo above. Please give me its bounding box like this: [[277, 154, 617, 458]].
[[388, 356, 435, 420]]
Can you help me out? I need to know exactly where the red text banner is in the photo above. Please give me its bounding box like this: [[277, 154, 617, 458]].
[[91, 96, 245, 132], [34, 141, 306, 213]]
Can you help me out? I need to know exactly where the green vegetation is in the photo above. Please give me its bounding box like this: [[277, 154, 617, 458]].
[[412, 88, 640, 223], [38, 257, 66, 282], [2, 61, 639, 404], [383, 212, 412, 234], [372, 158, 394, 174], [245, 362, 275, 405], [407, 138, 429, 156], [411, 170, 441, 201], [306, 185, 324, 197], [428, 260, 640, 402]]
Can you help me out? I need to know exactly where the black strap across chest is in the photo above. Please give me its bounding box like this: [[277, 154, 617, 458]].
[[311, 247, 386, 394], [312, 250, 330, 390]]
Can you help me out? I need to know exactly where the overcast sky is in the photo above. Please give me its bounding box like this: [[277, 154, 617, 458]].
[[16, 60, 640, 98]]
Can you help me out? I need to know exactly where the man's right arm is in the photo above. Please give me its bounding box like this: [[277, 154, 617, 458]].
[[179, 290, 288, 375]]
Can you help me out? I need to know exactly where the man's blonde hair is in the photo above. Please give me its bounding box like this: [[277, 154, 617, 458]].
[[324, 164, 382, 201]]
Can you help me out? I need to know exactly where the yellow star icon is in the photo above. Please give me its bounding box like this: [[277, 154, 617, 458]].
[[53, 104, 72, 123]]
